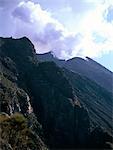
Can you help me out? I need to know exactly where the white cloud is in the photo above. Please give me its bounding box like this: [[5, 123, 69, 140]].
[[70, 0, 113, 58], [10, 1, 80, 58], [0, 0, 113, 60]]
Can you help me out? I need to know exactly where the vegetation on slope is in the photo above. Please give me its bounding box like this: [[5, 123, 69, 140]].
[[0, 113, 47, 150]]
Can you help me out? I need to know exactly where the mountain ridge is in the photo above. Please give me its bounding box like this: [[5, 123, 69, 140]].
[[37, 52, 113, 93], [37, 51, 113, 73]]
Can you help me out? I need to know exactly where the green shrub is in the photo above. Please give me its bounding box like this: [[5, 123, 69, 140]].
[[0, 113, 46, 150]]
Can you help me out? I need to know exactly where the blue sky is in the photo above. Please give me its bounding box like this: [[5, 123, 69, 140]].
[[0, 0, 113, 71], [95, 51, 113, 71]]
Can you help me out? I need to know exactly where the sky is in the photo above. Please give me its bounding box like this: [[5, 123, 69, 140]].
[[0, 0, 113, 71]]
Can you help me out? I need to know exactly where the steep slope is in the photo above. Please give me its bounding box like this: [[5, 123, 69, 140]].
[[0, 37, 113, 149], [37, 52, 113, 93], [0, 43, 47, 149], [37, 53, 113, 139], [64, 68, 113, 133], [0, 37, 92, 148], [65, 57, 113, 93], [0, 37, 90, 148]]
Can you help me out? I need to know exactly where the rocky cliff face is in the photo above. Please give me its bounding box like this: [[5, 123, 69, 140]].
[[0, 38, 47, 150], [0, 37, 113, 149]]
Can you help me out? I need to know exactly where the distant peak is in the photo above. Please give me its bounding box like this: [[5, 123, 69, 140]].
[[66, 56, 86, 62], [37, 51, 52, 56], [86, 56, 94, 61], [0, 36, 36, 55], [0, 36, 33, 45], [19, 36, 33, 43], [85, 56, 112, 73]]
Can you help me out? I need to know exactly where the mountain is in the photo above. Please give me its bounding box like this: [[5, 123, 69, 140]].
[[0, 37, 113, 149], [37, 52, 113, 93], [0, 37, 47, 150], [65, 56, 113, 93], [37, 52, 113, 138], [37, 52, 66, 67]]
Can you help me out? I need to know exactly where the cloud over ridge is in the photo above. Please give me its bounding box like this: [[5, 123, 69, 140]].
[[0, 0, 113, 59]]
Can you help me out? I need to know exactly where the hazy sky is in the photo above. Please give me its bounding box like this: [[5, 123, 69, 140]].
[[0, 0, 113, 71]]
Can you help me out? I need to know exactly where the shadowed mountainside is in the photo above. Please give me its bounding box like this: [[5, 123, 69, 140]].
[[37, 52, 113, 93], [0, 37, 113, 149], [37, 52, 113, 134]]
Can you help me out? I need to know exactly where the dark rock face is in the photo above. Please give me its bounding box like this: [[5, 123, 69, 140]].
[[25, 61, 90, 148], [37, 51, 113, 148], [0, 37, 113, 149], [0, 37, 90, 148], [0, 37, 47, 150], [64, 68, 113, 134]]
